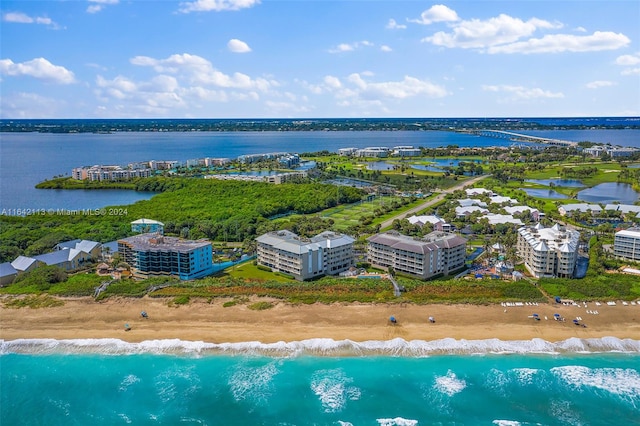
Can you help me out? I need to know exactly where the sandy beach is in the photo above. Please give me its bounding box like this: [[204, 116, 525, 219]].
[[2, 296, 640, 344]]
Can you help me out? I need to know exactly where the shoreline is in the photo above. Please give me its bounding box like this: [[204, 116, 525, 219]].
[[2, 297, 639, 349]]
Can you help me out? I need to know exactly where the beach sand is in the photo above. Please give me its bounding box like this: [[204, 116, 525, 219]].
[[1, 296, 639, 343]]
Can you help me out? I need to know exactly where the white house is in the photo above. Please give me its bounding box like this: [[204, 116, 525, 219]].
[[558, 203, 603, 216]]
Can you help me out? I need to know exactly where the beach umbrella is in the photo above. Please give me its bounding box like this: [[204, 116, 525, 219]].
[[389, 316, 397, 323], [554, 313, 560, 318], [573, 319, 580, 325]]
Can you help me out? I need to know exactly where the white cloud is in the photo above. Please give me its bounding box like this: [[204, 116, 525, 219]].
[[178, 0, 260, 13], [130, 53, 275, 92], [615, 53, 640, 76], [87, 0, 119, 14], [488, 31, 630, 54], [0, 92, 66, 118], [227, 39, 252, 53], [585, 80, 616, 89], [616, 53, 640, 66], [410, 4, 459, 25], [315, 73, 448, 104], [380, 45, 392, 52], [328, 40, 374, 54], [323, 75, 342, 89], [386, 18, 406, 30], [575, 26, 587, 33], [3, 12, 60, 28], [3, 12, 33, 23], [423, 14, 561, 50], [482, 84, 564, 100], [0, 57, 75, 84], [621, 68, 640, 76]]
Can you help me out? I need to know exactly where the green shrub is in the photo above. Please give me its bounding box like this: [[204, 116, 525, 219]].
[[173, 295, 190, 305], [3, 294, 64, 309], [256, 265, 272, 272], [248, 301, 274, 310]]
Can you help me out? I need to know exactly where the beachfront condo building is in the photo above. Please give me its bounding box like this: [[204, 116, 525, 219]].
[[614, 228, 640, 262], [366, 231, 467, 280], [256, 230, 355, 281], [516, 224, 580, 278], [118, 233, 213, 280]]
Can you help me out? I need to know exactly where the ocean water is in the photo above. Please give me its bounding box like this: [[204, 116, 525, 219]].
[[2, 338, 639, 425]]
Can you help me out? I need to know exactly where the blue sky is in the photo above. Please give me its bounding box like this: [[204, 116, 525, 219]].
[[1, 0, 639, 118]]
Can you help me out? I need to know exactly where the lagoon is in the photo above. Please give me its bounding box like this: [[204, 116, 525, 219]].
[[520, 188, 569, 199], [577, 182, 640, 204], [525, 178, 584, 187]]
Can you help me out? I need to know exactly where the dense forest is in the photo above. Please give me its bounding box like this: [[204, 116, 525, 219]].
[[0, 178, 364, 262]]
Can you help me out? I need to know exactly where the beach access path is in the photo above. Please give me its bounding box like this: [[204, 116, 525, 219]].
[[379, 174, 489, 230]]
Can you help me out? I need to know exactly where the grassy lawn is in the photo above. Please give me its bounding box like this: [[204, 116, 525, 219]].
[[220, 262, 294, 282], [321, 196, 407, 229]]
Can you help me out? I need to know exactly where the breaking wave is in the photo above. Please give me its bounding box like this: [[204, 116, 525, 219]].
[[1, 336, 639, 357]]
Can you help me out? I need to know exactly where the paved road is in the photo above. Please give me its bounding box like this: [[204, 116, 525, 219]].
[[378, 174, 490, 230]]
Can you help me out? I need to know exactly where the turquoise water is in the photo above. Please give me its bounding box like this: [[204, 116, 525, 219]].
[[2, 338, 639, 425]]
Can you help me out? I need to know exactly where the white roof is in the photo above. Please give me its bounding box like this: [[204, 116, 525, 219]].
[[604, 204, 640, 214], [408, 215, 444, 226], [482, 214, 523, 226], [131, 218, 165, 226], [615, 228, 640, 238], [75, 240, 101, 253], [458, 198, 487, 207], [455, 206, 489, 216], [11, 256, 38, 271], [505, 205, 539, 215], [489, 195, 518, 205], [257, 230, 354, 255], [559, 203, 602, 212], [465, 188, 493, 196], [518, 224, 580, 254]]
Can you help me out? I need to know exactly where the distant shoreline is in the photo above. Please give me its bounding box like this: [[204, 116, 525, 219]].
[[2, 117, 639, 134]]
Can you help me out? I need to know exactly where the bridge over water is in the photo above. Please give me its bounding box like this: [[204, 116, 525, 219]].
[[471, 130, 577, 147]]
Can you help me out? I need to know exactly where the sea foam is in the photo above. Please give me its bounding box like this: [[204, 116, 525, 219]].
[[1, 336, 639, 357]]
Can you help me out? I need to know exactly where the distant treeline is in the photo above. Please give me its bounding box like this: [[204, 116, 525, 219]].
[[2, 118, 636, 133]]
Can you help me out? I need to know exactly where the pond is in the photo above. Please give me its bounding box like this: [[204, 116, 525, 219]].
[[520, 188, 569, 199], [525, 179, 584, 187], [577, 182, 640, 204], [367, 159, 482, 172], [366, 161, 395, 171], [411, 164, 444, 172]]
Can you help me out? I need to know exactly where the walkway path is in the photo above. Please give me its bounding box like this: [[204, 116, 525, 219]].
[[378, 174, 490, 230]]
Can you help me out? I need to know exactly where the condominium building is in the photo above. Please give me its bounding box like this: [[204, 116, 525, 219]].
[[516, 224, 580, 278], [118, 233, 213, 280], [355, 147, 389, 158], [72, 165, 153, 181], [366, 231, 467, 280], [256, 230, 355, 281], [614, 228, 640, 262]]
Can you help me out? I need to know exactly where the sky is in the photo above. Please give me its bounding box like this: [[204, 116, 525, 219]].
[[1, 0, 639, 118]]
